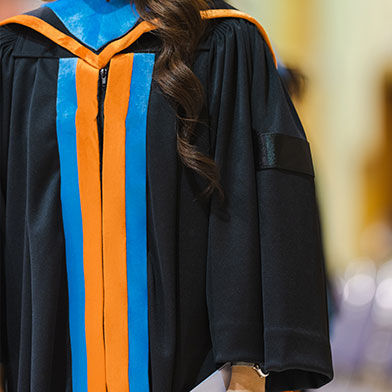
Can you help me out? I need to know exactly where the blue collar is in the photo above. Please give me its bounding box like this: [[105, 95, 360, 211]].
[[43, 0, 140, 51]]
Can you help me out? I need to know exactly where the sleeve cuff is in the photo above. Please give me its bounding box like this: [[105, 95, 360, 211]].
[[264, 328, 334, 391], [209, 322, 333, 391]]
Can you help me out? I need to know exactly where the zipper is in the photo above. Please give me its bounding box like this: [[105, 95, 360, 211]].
[[98, 65, 108, 182], [97, 64, 109, 391]]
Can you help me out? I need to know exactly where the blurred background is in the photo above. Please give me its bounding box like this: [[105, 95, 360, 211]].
[[1, 0, 392, 391]]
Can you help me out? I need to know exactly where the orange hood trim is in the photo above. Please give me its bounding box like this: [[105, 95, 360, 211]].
[[0, 9, 277, 69]]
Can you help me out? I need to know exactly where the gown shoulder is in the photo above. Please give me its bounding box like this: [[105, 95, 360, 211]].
[[202, 9, 276, 61], [0, 24, 21, 53]]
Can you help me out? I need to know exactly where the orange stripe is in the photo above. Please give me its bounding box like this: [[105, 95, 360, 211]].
[[0, 10, 277, 68], [75, 59, 106, 391], [102, 53, 134, 391]]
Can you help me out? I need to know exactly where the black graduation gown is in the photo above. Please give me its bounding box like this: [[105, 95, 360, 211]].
[[0, 2, 334, 391]]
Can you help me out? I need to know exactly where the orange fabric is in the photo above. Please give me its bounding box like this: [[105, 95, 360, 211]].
[[96, 21, 156, 68], [102, 53, 134, 391], [0, 15, 154, 69], [0, 9, 277, 68], [75, 59, 106, 391], [0, 15, 99, 68]]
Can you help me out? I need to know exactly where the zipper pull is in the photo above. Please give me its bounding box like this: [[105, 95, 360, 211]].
[[100, 66, 108, 88]]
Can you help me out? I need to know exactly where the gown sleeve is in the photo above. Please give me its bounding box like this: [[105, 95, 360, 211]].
[[205, 18, 334, 391], [0, 25, 17, 364]]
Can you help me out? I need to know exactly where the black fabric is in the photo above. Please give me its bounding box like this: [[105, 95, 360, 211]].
[[0, 26, 15, 367], [0, 4, 333, 392], [253, 133, 315, 176], [0, 25, 72, 391], [205, 17, 333, 391]]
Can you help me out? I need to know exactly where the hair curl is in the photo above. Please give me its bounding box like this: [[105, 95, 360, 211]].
[[132, 0, 224, 201]]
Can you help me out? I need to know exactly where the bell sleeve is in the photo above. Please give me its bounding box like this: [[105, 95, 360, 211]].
[[0, 25, 17, 364], [205, 18, 334, 391]]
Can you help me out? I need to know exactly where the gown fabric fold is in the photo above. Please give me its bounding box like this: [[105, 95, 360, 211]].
[[0, 1, 333, 391]]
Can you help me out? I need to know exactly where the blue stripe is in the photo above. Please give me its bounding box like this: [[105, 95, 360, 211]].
[[56, 58, 88, 392], [125, 53, 155, 391]]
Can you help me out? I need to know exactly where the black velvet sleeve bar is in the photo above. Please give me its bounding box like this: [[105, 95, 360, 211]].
[[253, 132, 315, 177], [205, 17, 333, 391]]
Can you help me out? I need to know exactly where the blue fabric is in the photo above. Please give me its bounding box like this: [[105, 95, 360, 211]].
[[125, 53, 155, 392], [55, 58, 88, 392], [44, 0, 140, 51]]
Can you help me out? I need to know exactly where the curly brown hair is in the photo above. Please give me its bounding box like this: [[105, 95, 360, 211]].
[[133, 0, 224, 201]]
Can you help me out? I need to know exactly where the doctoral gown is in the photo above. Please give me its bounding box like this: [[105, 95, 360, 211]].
[[0, 1, 334, 391]]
